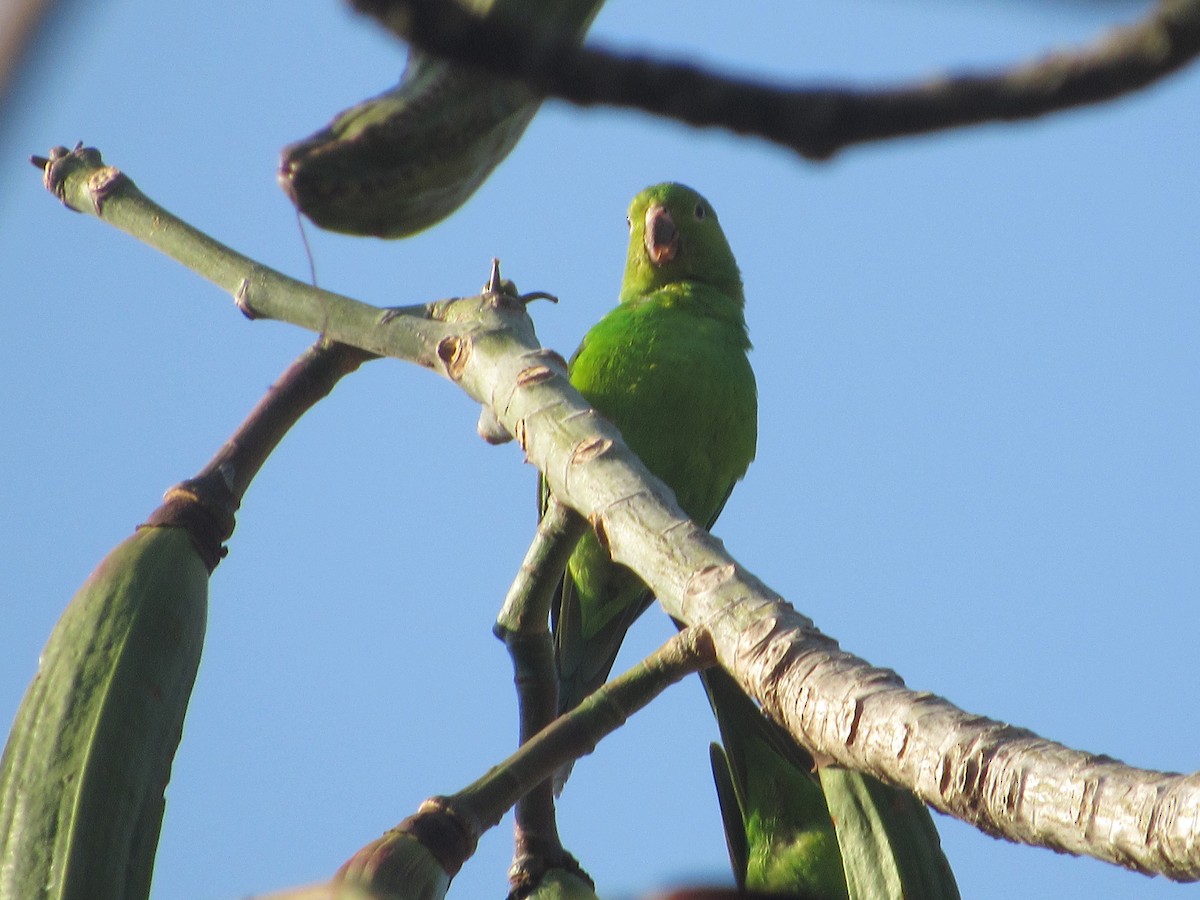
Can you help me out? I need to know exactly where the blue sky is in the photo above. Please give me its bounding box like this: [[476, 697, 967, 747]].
[[2, 1, 1198, 898]]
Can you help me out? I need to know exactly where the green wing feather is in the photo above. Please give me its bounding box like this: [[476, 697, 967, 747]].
[[703, 668, 959, 898], [703, 667, 849, 898]]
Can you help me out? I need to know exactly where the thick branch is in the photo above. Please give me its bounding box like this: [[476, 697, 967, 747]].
[[34, 146, 1200, 880], [351, 0, 1200, 159], [430, 246, 1200, 881]]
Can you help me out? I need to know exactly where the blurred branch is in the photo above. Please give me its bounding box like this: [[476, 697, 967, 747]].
[[279, 0, 605, 239], [32, 145, 1200, 882], [351, 0, 1200, 159], [0, 0, 57, 108]]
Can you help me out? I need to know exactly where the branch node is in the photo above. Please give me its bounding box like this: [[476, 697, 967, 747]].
[[570, 435, 614, 465], [233, 279, 260, 320], [477, 406, 514, 445], [529, 347, 570, 372], [685, 563, 737, 597], [437, 334, 470, 380], [516, 364, 558, 387], [588, 512, 610, 555], [86, 164, 128, 214], [34, 142, 99, 211]]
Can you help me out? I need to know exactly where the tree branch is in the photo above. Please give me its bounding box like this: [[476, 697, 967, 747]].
[[30, 144, 453, 366], [350, 0, 1200, 160], [331, 628, 711, 900], [32, 145, 1200, 881], [493, 496, 590, 895]]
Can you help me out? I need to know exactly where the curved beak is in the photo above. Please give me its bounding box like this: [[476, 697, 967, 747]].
[[644, 203, 679, 266]]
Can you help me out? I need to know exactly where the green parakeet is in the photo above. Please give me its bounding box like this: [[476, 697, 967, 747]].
[[545, 184, 958, 898], [551, 182, 758, 715]]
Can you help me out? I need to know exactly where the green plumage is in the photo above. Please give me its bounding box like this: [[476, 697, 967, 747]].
[[551, 182, 758, 714], [705, 667, 848, 898], [706, 663, 960, 899]]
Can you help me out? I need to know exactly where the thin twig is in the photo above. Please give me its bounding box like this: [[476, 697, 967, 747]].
[[451, 626, 717, 833], [493, 496, 590, 896], [334, 628, 714, 898]]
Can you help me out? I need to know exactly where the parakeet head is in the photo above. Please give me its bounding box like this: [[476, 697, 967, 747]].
[[621, 183, 743, 303]]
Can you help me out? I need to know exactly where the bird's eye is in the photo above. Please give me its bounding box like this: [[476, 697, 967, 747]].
[[626, 215, 632, 231], [694, 203, 707, 220]]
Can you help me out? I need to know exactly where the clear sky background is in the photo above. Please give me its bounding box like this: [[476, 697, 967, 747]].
[[2, 1, 1198, 898]]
